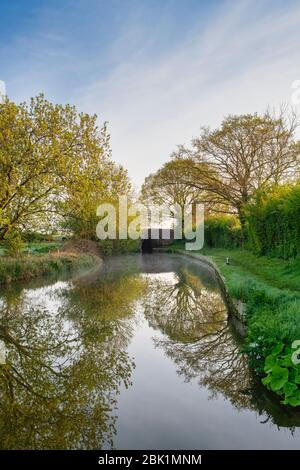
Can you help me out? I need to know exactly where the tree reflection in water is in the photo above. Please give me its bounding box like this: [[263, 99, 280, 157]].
[[1, 254, 300, 449], [143, 268, 259, 410], [0, 271, 147, 449], [143, 264, 300, 429]]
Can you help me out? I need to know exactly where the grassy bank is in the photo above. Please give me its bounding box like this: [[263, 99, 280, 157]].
[[0, 241, 101, 285], [167, 242, 300, 292], [167, 242, 300, 406], [0, 241, 61, 257]]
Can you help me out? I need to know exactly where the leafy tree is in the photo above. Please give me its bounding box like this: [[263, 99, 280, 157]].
[[171, 110, 300, 226], [141, 159, 228, 215], [141, 160, 202, 208], [62, 121, 131, 239], [0, 95, 130, 241]]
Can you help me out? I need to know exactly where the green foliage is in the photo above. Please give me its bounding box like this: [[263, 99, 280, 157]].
[[23, 242, 61, 256], [246, 184, 300, 259], [163, 110, 299, 221], [0, 95, 131, 240], [261, 343, 300, 407], [204, 216, 243, 249], [222, 260, 300, 406], [23, 232, 53, 243], [225, 274, 300, 379], [140, 159, 205, 208], [4, 231, 24, 257]]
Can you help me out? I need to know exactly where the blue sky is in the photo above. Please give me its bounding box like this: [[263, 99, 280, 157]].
[[1, 0, 300, 187]]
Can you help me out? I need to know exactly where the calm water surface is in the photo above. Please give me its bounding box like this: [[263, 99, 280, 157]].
[[0, 254, 300, 449]]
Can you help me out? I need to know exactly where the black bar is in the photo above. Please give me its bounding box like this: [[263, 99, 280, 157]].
[[0, 450, 299, 467]]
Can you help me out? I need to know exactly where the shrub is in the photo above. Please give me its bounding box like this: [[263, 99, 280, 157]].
[[231, 277, 300, 380], [4, 231, 25, 257], [204, 216, 243, 249], [23, 232, 53, 243], [261, 342, 300, 407], [246, 184, 300, 259]]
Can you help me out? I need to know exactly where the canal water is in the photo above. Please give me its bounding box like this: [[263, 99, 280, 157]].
[[0, 253, 299, 449]]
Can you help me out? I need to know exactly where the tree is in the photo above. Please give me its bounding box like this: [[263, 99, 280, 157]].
[[140, 160, 227, 237], [141, 160, 203, 209], [0, 94, 130, 240], [171, 110, 300, 226], [141, 157, 232, 220], [62, 121, 132, 239]]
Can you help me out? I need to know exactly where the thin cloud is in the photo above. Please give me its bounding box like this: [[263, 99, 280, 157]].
[[78, 0, 300, 185], [2, 0, 300, 186]]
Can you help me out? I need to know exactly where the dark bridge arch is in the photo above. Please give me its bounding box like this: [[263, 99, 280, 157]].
[[141, 228, 174, 253], [141, 239, 153, 253]]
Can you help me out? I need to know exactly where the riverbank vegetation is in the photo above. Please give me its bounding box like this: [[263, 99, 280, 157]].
[[0, 239, 101, 285], [0, 250, 98, 285], [203, 247, 300, 406], [143, 108, 300, 406]]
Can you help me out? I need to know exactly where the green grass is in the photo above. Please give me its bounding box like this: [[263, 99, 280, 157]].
[[23, 241, 62, 256], [0, 241, 62, 257], [199, 247, 300, 294], [167, 241, 300, 294]]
